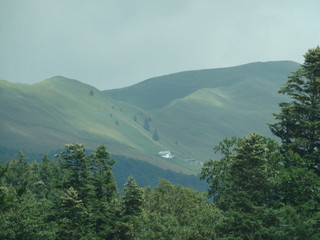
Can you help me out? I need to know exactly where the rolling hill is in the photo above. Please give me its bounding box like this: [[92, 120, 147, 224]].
[[104, 61, 300, 163], [105, 61, 298, 110], [0, 61, 300, 174], [0, 77, 191, 172]]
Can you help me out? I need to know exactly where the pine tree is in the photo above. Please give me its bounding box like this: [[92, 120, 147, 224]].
[[269, 46, 320, 176], [152, 129, 159, 141], [56, 187, 93, 240], [0, 164, 11, 212], [117, 176, 144, 240], [123, 176, 144, 216], [56, 144, 90, 201], [201, 133, 281, 239], [268, 46, 320, 212], [89, 144, 117, 201], [143, 118, 150, 131], [89, 144, 119, 239], [134, 180, 220, 240], [5, 150, 32, 197], [36, 155, 63, 199]]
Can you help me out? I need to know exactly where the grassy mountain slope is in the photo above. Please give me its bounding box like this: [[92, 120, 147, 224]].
[[105, 61, 299, 110], [104, 61, 300, 163], [1, 61, 300, 174], [0, 76, 194, 173]]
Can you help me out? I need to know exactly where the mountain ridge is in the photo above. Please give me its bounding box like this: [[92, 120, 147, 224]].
[[0, 61, 300, 173], [103, 61, 299, 110]]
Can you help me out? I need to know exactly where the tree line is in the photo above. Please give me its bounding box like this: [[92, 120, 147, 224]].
[[1, 47, 320, 239]]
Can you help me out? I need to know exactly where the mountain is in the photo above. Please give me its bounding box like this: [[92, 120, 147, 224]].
[[105, 61, 298, 110], [0, 61, 300, 174], [104, 61, 300, 163], [0, 77, 191, 172]]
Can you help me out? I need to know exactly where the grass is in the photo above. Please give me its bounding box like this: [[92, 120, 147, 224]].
[[1, 61, 300, 174]]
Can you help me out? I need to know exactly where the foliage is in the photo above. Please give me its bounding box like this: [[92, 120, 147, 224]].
[[152, 128, 159, 141], [134, 180, 221, 240], [0, 193, 56, 240], [123, 176, 144, 216], [0, 136, 319, 239], [0, 145, 219, 240], [201, 134, 280, 208], [5, 150, 32, 197], [143, 118, 151, 131], [55, 187, 93, 240], [275, 151, 320, 211], [89, 144, 117, 201], [201, 133, 282, 239], [269, 46, 320, 176], [268, 47, 320, 234]]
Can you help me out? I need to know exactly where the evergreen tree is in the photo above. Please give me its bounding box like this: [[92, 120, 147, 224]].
[[269, 46, 320, 176], [0, 159, 56, 240], [0, 164, 16, 239], [134, 180, 220, 240], [5, 150, 32, 197], [36, 155, 63, 200], [0, 192, 56, 240], [0, 164, 11, 211], [276, 151, 319, 209], [117, 176, 144, 240], [90, 144, 117, 201], [269, 47, 320, 230], [56, 144, 91, 201], [56, 187, 93, 240], [201, 133, 281, 239], [123, 176, 144, 216], [152, 129, 159, 141], [143, 118, 150, 131], [88, 144, 121, 239]]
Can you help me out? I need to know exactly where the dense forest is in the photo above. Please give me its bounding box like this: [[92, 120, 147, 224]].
[[1, 47, 320, 239]]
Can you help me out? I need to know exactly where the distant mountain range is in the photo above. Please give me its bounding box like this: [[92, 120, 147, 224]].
[[0, 61, 300, 174]]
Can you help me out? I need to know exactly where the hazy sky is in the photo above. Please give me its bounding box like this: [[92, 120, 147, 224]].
[[1, 0, 319, 90]]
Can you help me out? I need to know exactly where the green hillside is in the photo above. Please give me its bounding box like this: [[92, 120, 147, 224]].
[[104, 61, 300, 162], [0, 76, 193, 173], [0, 61, 300, 174], [105, 61, 299, 110]]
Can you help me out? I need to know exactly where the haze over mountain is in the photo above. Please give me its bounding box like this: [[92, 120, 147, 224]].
[[0, 61, 300, 173], [1, 1, 319, 90]]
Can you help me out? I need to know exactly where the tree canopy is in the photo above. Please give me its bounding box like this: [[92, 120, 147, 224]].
[[269, 46, 320, 176]]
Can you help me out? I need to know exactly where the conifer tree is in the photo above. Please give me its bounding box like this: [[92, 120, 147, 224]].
[[134, 180, 220, 239], [152, 129, 159, 141], [56, 144, 90, 201], [88, 144, 119, 239], [90, 144, 117, 201], [201, 133, 281, 239], [0, 164, 11, 211], [269, 47, 320, 232], [143, 118, 150, 131], [269, 46, 320, 176], [123, 176, 144, 216], [56, 187, 93, 240], [36, 155, 63, 199], [117, 176, 144, 240], [5, 150, 32, 197]]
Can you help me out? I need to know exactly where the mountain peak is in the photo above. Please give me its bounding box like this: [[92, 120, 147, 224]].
[[35, 76, 99, 92]]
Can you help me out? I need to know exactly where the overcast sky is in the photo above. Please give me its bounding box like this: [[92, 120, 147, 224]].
[[1, 0, 319, 90]]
